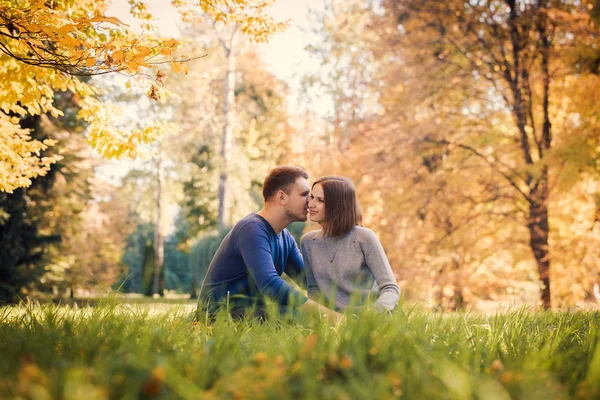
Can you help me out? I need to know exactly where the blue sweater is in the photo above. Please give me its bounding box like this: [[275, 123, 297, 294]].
[[199, 214, 308, 311]]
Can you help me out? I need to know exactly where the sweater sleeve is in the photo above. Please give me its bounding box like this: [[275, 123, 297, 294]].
[[300, 234, 321, 300], [284, 232, 307, 290], [359, 229, 400, 312], [237, 223, 308, 307]]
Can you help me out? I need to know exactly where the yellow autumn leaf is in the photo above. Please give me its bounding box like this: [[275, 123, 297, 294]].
[[105, 16, 127, 26], [112, 50, 125, 63], [124, 61, 139, 71], [57, 24, 76, 35], [171, 61, 182, 74]]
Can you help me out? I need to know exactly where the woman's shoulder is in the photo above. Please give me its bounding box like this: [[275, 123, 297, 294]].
[[353, 226, 380, 243], [300, 229, 322, 244]]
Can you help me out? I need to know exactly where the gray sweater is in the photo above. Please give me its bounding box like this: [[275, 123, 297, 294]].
[[300, 226, 400, 313]]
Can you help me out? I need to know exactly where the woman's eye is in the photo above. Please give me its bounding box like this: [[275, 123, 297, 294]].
[[309, 194, 314, 199]]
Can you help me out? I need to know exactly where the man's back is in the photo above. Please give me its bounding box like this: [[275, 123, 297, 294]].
[[199, 213, 307, 312]]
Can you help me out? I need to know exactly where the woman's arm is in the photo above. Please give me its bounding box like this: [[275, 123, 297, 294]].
[[359, 229, 401, 312], [300, 235, 322, 300]]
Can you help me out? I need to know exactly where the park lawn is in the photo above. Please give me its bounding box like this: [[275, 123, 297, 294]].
[[0, 300, 599, 400]]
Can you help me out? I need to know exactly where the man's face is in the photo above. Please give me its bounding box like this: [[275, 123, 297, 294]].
[[284, 177, 310, 222]]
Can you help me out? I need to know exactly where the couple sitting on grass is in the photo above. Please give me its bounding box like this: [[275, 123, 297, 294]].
[[198, 166, 400, 323]]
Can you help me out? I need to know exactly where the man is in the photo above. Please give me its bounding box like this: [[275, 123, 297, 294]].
[[198, 166, 342, 323]]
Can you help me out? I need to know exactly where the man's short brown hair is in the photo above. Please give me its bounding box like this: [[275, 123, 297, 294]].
[[313, 176, 363, 237], [262, 166, 309, 201]]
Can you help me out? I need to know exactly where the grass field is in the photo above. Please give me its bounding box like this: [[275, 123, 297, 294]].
[[1, 299, 599, 399]]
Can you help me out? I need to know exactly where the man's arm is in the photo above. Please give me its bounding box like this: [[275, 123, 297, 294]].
[[238, 223, 343, 323], [238, 223, 307, 306], [284, 237, 307, 290], [297, 298, 345, 324], [299, 236, 322, 300]]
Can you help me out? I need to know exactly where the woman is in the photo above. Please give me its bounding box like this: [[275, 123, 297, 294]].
[[301, 176, 400, 313]]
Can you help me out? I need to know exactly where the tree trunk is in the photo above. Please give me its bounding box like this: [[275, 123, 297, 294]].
[[153, 142, 165, 296], [432, 269, 444, 311], [528, 169, 551, 309], [217, 45, 236, 230], [189, 274, 198, 299], [529, 2, 552, 309], [506, 0, 553, 309], [142, 240, 155, 297], [451, 254, 464, 311]]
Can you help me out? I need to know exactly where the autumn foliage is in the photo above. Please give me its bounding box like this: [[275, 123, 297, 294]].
[[0, 0, 285, 193]]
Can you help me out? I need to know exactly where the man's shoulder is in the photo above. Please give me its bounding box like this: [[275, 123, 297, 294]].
[[230, 214, 278, 251], [233, 213, 268, 234]]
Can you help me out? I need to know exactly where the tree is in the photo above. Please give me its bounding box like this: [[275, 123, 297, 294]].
[[0, 0, 180, 193], [215, 21, 239, 230], [152, 140, 165, 296], [174, 6, 288, 229], [171, 37, 295, 237], [296, 0, 600, 308], [168, 29, 297, 296], [119, 222, 154, 294], [189, 228, 231, 298], [113, 158, 177, 296], [1, 0, 286, 193], [63, 179, 136, 298], [300, 0, 383, 155], [381, 0, 600, 308], [0, 91, 93, 303]]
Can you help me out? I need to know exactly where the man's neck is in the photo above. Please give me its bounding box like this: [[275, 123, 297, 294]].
[[256, 207, 289, 235]]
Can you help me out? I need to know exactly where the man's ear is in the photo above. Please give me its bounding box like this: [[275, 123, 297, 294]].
[[277, 189, 286, 204]]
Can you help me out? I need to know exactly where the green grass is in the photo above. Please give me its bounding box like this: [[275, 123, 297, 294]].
[[1, 301, 599, 400]]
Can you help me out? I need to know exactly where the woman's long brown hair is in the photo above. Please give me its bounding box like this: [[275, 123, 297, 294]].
[[312, 176, 363, 237]]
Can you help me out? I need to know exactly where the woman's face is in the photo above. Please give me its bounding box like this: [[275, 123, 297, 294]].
[[308, 183, 326, 224]]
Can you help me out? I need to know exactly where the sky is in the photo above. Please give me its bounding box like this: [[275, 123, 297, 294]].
[[256, 0, 325, 107], [106, 0, 325, 106]]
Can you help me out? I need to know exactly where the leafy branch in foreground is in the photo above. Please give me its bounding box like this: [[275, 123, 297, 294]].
[[0, 0, 286, 193]]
